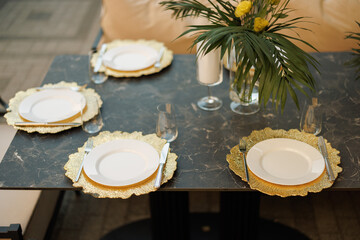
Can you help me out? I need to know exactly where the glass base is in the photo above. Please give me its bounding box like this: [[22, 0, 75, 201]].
[[82, 122, 103, 134], [197, 96, 222, 111], [230, 101, 260, 115], [91, 73, 108, 84]]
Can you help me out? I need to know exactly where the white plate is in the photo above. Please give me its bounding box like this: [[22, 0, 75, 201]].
[[102, 44, 158, 71], [246, 138, 325, 185], [18, 89, 86, 123], [83, 139, 160, 187]]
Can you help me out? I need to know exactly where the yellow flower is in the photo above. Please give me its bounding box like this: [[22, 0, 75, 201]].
[[270, 0, 280, 5], [235, 1, 252, 18], [254, 17, 269, 32]]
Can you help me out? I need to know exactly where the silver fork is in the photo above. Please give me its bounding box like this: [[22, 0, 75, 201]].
[[154, 47, 165, 68], [75, 139, 93, 182], [239, 139, 250, 182]]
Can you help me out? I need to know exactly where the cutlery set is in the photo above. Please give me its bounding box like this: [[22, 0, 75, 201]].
[[318, 136, 335, 181], [73, 139, 170, 187], [154, 142, 170, 188], [240, 136, 336, 185]]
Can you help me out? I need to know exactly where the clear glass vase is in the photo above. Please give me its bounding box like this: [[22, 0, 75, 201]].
[[229, 65, 260, 115]]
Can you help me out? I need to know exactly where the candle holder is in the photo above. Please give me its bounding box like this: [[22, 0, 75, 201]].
[[196, 46, 223, 111]]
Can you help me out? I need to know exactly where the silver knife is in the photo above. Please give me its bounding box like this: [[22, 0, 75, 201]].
[[154, 142, 170, 188], [94, 43, 107, 73], [75, 139, 93, 182], [15, 122, 81, 127], [318, 136, 335, 181]]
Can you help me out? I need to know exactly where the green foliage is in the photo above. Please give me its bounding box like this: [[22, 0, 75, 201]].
[[160, 0, 320, 112], [345, 21, 360, 80]]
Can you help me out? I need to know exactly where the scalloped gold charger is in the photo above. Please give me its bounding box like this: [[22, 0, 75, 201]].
[[226, 128, 342, 197], [4, 81, 101, 134], [64, 131, 178, 199], [92, 39, 173, 78]]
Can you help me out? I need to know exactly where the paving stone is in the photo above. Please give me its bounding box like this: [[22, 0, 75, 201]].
[[102, 199, 130, 235], [337, 217, 360, 236], [342, 234, 360, 240], [79, 215, 105, 240], [125, 195, 151, 223], [53, 229, 80, 240], [0, 40, 10, 52], [331, 192, 358, 218], [294, 217, 319, 239], [4, 41, 34, 55], [319, 233, 342, 240]]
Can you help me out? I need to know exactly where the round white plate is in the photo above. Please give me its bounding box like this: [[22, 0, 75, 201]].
[[83, 139, 160, 187], [102, 44, 158, 71], [246, 138, 325, 185], [18, 89, 86, 123]]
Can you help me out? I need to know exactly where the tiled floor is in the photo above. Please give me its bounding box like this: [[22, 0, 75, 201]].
[[1, 1, 360, 240], [0, 0, 100, 101]]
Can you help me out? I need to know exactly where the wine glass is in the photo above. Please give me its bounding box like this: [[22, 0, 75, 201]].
[[81, 97, 104, 134], [156, 103, 178, 143], [89, 49, 108, 84], [196, 44, 223, 111], [300, 98, 322, 135]]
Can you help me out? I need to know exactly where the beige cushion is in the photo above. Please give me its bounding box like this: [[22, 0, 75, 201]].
[[101, 0, 195, 54], [101, 0, 359, 53], [0, 124, 41, 234], [284, 0, 359, 52], [0, 190, 41, 233]]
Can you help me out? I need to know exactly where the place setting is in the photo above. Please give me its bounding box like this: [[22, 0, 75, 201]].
[[4, 81, 102, 134], [90, 39, 173, 78], [226, 125, 342, 197], [64, 103, 179, 199]]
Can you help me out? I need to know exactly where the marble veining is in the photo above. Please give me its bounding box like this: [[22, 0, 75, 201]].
[[0, 52, 359, 190]]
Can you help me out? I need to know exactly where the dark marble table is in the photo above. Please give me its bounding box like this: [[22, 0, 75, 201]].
[[0, 52, 359, 240], [1, 52, 359, 190]]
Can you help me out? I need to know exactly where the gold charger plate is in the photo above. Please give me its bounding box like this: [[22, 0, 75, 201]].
[[92, 39, 173, 78], [5, 81, 101, 134], [64, 131, 178, 199], [226, 128, 342, 197]]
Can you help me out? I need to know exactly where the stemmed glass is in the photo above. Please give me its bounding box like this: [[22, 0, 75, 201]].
[[81, 97, 104, 134], [196, 45, 223, 111], [300, 97, 322, 135], [88, 49, 108, 84], [156, 103, 178, 143]]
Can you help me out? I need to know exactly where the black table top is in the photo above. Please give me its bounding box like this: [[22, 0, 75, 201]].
[[1, 52, 359, 191]]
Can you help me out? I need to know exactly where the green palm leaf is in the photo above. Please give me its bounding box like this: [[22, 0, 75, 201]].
[[160, 0, 320, 111], [345, 21, 360, 80]]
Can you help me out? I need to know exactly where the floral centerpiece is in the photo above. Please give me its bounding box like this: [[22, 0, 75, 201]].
[[160, 0, 319, 112]]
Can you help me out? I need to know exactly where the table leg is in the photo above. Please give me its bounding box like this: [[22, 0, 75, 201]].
[[149, 191, 189, 240], [220, 191, 260, 240]]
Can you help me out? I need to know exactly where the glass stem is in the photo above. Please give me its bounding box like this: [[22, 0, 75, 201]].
[[207, 86, 212, 99]]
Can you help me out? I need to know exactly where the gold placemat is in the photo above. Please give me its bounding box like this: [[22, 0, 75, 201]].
[[64, 131, 178, 199], [227, 128, 342, 197], [4, 81, 101, 134], [92, 39, 173, 78]]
